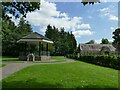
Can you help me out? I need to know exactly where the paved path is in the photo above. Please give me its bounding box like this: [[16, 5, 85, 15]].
[[0, 62, 33, 80], [0, 58, 76, 80]]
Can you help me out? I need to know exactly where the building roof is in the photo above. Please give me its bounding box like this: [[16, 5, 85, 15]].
[[22, 32, 49, 40], [17, 32, 53, 44], [80, 44, 116, 51]]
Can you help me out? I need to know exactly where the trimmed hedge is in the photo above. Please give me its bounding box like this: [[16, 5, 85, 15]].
[[66, 54, 120, 70]]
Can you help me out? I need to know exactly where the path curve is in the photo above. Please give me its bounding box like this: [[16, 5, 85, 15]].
[[0, 58, 76, 80]]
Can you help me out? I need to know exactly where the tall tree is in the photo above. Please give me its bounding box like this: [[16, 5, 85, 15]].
[[2, 17, 32, 56], [86, 40, 95, 44], [101, 38, 109, 44], [45, 25, 77, 55], [68, 31, 77, 53], [112, 28, 120, 55], [16, 17, 32, 39]]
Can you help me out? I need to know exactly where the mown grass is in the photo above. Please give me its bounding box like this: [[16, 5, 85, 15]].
[[1, 56, 18, 61], [1, 56, 65, 62], [51, 56, 66, 62], [0, 64, 6, 67], [2, 56, 118, 89]]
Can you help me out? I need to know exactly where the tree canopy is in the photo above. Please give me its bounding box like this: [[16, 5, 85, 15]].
[[2, 17, 32, 56], [112, 28, 120, 54], [45, 25, 77, 56], [1, 0, 100, 19], [101, 38, 109, 44], [81, 0, 100, 5], [1, 0, 101, 21], [86, 40, 95, 44], [2, 2, 40, 19]]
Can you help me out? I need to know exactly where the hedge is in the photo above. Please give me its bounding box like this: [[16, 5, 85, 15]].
[[66, 54, 120, 70]]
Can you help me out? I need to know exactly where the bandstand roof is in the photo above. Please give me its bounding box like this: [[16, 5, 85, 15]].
[[17, 32, 53, 44]]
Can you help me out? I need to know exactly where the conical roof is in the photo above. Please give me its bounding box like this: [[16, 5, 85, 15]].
[[17, 32, 53, 44], [22, 32, 49, 40]]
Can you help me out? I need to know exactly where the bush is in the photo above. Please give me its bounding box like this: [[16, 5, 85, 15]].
[[66, 54, 120, 70]]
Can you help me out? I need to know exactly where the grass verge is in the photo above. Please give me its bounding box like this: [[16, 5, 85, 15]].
[[51, 56, 66, 62], [1, 56, 18, 62], [2, 57, 118, 89], [0, 64, 6, 67]]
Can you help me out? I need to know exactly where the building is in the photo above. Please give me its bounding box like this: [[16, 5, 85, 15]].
[[79, 44, 117, 55], [17, 32, 53, 61]]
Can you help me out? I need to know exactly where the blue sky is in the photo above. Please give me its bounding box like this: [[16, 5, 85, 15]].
[[55, 2, 118, 43], [10, 0, 118, 44]]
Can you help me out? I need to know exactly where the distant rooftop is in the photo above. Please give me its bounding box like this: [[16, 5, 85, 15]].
[[79, 44, 116, 51]]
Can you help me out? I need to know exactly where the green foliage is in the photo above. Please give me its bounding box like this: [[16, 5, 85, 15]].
[[112, 28, 120, 55], [17, 17, 32, 38], [2, 57, 118, 88], [0, 64, 6, 67], [2, 18, 32, 56], [76, 44, 81, 53], [67, 54, 120, 70], [81, 0, 100, 5], [101, 38, 109, 44], [86, 40, 95, 44], [2, 2, 40, 19], [45, 25, 77, 55]]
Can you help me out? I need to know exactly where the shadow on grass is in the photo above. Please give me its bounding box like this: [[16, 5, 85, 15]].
[[2, 78, 119, 90]]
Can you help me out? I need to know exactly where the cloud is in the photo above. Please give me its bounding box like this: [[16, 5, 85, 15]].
[[77, 24, 91, 29], [110, 27, 114, 30], [73, 30, 94, 38], [87, 16, 93, 19], [109, 15, 118, 21], [95, 39, 101, 44], [110, 27, 117, 34], [99, 7, 118, 21], [25, 0, 93, 37]]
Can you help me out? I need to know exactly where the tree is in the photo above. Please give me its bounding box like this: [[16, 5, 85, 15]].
[[81, 0, 100, 5], [45, 25, 59, 53], [16, 17, 32, 39], [76, 44, 81, 53], [2, 17, 32, 56], [86, 40, 95, 44], [45, 25, 77, 56], [2, 1, 40, 19], [2, 0, 99, 20], [101, 38, 109, 44], [112, 28, 120, 55], [68, 31, 77, 54]]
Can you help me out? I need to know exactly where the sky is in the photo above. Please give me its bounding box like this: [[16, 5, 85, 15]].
[[9, 0, 118, 44]]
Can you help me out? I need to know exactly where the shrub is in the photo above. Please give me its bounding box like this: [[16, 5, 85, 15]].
[[66, 54, 120, 70]]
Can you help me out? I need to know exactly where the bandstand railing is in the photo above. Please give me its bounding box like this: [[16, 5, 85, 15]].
[[19, 51, 50, 61]]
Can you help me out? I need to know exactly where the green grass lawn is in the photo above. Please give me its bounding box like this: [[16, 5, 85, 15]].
[[1, 56, 66, 62], [1, 56, 18, 61], [51, 56, 66, 62], [0, 64, 6, 67], [2, 56, 118, 89]]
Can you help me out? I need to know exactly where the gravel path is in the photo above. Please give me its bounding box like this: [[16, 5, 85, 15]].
[[0, 58, 76, 80]]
